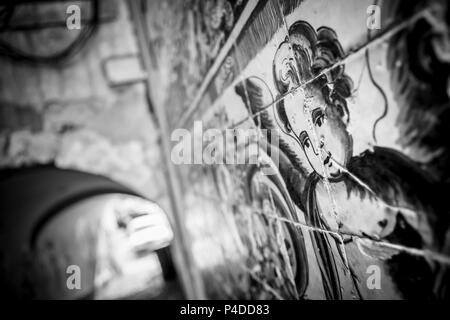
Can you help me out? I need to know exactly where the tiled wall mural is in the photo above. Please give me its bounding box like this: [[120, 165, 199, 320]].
[[146, 0, 450, 299]]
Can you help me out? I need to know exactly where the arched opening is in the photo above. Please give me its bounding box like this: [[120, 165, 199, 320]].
[[0, 165, 183, 299]]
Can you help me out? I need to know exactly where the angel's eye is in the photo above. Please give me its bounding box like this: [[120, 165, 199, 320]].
[[316, 117, 323, 127], [312, 108, 325, 127], [299, 131, 311, 148]]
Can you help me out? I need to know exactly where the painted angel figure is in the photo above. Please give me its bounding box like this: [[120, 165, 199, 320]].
[[236, 20, 446, 299]]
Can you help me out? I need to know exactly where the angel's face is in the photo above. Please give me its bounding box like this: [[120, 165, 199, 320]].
[[283, 85, 352, 179]]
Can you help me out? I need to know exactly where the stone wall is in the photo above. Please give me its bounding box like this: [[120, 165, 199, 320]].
[[0, 0, 166, 202]]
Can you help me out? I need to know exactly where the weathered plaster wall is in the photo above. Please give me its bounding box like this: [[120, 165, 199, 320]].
[[0, 1, 166, 201]]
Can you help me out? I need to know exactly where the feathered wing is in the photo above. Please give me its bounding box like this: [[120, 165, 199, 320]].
[[346, 146, 448, 250]]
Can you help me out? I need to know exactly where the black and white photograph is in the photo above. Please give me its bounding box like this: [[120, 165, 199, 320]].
[[0, 0, 450, 306]]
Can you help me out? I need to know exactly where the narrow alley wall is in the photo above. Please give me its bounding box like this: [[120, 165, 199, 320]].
[[144, 0, 450, 299]]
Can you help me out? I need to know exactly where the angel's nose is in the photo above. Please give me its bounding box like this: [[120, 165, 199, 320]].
[[319, 135, 325, 149]]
